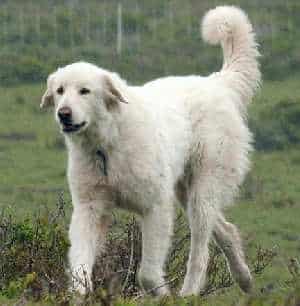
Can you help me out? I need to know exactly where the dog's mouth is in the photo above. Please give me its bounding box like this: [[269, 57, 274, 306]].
[[62, 121, 86, 133]]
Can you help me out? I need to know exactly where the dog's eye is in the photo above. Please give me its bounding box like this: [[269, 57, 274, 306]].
[[79, 88, 90, 95], [57, 86, 64, 95]]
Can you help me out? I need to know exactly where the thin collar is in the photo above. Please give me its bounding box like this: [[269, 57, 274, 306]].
[[96, 147, 108, 176]]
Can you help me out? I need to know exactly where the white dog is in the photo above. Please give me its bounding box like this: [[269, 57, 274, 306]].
[[41, 6, 260, 296]]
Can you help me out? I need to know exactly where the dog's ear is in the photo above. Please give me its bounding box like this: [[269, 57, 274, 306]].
[[103, 74, 129, 110], [40, 89, 54, 109], [40, 73, 55, 109]]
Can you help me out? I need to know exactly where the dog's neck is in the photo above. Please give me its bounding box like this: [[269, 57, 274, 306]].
[[65, 119, 117, 148], [64, 125, 117, 177], [64, 107, 137, 177]]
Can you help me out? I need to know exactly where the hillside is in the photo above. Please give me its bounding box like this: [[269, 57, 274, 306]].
[[0, 0, 299, 86]]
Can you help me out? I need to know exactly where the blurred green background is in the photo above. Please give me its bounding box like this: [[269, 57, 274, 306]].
[[0, 0, 300, 305]]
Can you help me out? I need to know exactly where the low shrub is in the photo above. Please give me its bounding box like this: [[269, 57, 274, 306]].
[[0, 197, 298, 305]]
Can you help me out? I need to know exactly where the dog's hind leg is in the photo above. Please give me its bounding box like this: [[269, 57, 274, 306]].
[[180, 173, 217, 296], [213, 213, 253, 293], [177, 187, 252, 293], [138, 201, 174, 296]]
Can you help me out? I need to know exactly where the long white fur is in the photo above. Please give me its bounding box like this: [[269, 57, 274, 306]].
[[41, 6, 260, 296]]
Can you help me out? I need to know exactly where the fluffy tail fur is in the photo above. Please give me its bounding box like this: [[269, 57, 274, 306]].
[[202, 6, 261, 106]]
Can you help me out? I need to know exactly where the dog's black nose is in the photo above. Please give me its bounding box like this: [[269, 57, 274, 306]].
[[58, 106, 72, 124]]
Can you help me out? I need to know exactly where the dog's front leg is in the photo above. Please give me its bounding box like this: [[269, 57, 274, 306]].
[[68, 203, 109, 295], [138, 203, 174, 296]]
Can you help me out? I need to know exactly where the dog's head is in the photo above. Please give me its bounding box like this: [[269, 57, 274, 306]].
[[41, 62, 128, 135]]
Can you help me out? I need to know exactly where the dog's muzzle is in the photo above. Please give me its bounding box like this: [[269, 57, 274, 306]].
[[62, 121, 86, 133], [57, 106, 86, 133]]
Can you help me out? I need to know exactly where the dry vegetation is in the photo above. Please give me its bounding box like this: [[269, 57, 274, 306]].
[[1, 194, 298, 306]]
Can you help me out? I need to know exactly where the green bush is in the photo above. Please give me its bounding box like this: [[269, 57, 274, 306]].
[[1, 203, 297, 305], [0, 207, 69, 299], [250, 98, 300, 151], [0, 54, 50, 86]]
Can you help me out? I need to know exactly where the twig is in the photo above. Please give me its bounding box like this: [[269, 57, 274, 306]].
[[133, 277, 178, 301], [50, 191, 66, 223], [121, 217, 135, 293]]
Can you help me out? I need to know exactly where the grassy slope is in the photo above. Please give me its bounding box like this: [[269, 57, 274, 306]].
[[1, 0, 300, 86], [0, 77, 300, 304], [0, 85, 69, 215]]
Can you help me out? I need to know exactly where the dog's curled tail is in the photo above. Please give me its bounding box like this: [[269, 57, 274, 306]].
[[202, 6, 261, 106]]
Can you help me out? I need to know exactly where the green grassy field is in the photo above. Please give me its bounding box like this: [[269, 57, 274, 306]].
[[0, 75, 300, 305], [1, 0, 300, 304]]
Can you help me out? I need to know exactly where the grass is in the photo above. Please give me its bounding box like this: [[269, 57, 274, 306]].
[[0, 76, 300, 304], [0, 84, 69, 215]]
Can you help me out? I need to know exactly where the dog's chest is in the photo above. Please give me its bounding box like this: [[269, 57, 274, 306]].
[[98, 152, 165, 214], [69, 146, 166, 215]]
